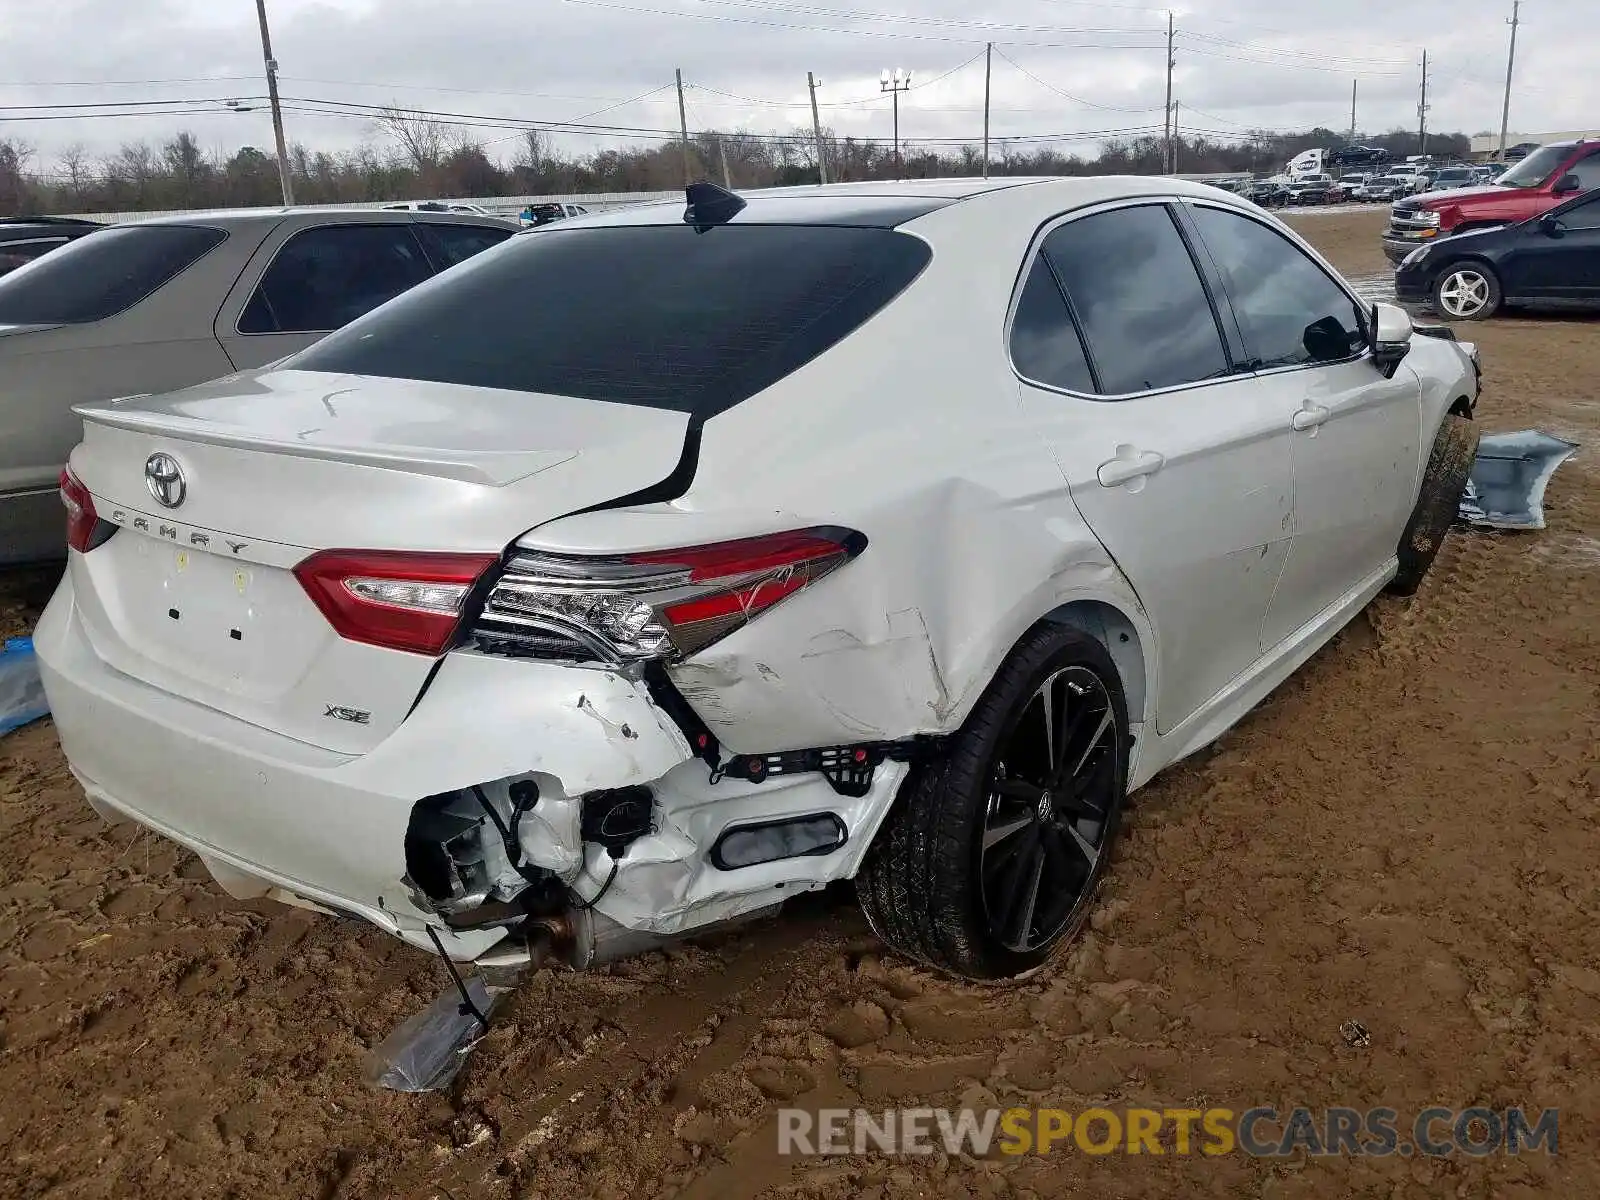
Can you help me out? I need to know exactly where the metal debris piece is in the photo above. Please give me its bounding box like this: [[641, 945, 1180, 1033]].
[[1458, 431, 1580, 531], [1339, 1019, 1372, 1048]]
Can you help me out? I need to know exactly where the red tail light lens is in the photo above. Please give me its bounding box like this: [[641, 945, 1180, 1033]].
[[472, 527, 864, 663], [294, 549, 500, 656], [59, 467, 113, 554]]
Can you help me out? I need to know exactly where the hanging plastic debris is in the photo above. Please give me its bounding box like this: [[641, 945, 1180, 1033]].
[[0, 638, 49, 737]]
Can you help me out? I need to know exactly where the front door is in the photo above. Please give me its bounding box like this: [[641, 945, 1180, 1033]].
[[1010, 202, 1298, 734], [1504, 189, 1600, 303], [1180, 201, 1421, 648]]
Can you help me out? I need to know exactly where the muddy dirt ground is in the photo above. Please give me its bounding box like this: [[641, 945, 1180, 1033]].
[[2, 209, 1596, 1199]]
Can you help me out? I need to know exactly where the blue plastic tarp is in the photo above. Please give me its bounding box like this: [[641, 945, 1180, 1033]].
[[0, 637, 49, 736]]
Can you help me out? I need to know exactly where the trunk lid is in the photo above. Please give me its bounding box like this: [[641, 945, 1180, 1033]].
[[68, 368, 689, 753]]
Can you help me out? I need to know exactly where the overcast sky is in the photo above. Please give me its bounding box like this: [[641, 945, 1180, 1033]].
[[1, 0, 1593, 173]]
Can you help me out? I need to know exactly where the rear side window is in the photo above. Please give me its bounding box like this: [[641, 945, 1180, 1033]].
[[1041, 206, 1229, 394], [288, 224, 932, 418], [239, 223, 433, 334], [0, 224, 226, 324], [416, 222, 513, 269], [1188, 207, 1365, 368], [0, 238, 68, 277], [1009, 257, 1096, 393]]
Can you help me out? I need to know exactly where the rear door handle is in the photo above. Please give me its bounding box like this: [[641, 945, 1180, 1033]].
[[1292, 404, 1331, 431], [1097, 449, 1165, 487]]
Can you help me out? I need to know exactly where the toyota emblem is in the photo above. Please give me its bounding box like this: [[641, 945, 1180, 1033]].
[[144, 453, 186, 509]]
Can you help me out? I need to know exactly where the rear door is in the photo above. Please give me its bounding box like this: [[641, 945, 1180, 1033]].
[[1181, 200, 1420, 648], [214, 218, 434, 368], [1012, 201, 1297, 734]]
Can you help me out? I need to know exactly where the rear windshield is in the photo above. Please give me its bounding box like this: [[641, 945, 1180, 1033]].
[[0, 224, 227, 324], [288, 223, 932, 418]]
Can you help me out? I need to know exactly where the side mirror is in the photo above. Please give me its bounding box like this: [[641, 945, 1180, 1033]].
[[1371, 302, 1413, 376], [1553, 173, 1582, 196], [1539, 211, 1564, 237]]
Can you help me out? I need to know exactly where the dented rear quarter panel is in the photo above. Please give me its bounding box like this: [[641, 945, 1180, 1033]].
[[531, 181, 1170, 753]]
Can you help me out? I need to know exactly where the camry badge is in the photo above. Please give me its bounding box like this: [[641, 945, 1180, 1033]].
[[144, 453, 186, 509]]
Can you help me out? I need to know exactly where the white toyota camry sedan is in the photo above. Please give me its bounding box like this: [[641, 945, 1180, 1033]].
[[36, 178, 1481, 980]]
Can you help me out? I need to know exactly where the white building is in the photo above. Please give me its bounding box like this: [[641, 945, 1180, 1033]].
[[1470, 130, 1599, 159]]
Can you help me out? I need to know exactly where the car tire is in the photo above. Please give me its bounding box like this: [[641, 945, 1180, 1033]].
[[1388, 414, 1479, 596], [1431, 263, 1502, 320], [856, 624, 1129, 980]]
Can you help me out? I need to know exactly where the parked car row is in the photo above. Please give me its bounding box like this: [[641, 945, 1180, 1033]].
[[1395, 178, 1600, 319], [1, 206, 519, 565], [29, 176, 1481, 982], [1382, 138, 1600, 265]]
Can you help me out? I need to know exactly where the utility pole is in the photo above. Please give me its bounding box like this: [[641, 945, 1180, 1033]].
[[253, 0, 294, 205], [1162, 11, 1175, 174], [1417, 50, 1430, 158], [1171, 102, 1180, 173], [717, 137, 732, 188], [1350, 79, 1358, 143], [675, 68, 693, 185], [880, 68, 911, 180], [1498, 0, 1521, 158], [807, 71, 828, 185], [982, 42, 992, 180]]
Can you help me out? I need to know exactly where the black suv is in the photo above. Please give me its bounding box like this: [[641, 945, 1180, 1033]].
[[0, 216, 103, 278]]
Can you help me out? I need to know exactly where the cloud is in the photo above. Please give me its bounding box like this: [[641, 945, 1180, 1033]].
[[1, 0, 1589, 169]]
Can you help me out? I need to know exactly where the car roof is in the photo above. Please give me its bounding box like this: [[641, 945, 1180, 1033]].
[[542, 176, 1249, 232], [113, 206, 515, 230]]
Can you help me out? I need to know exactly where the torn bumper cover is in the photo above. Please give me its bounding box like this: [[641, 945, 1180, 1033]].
[[34, 571, 908, 961], [1459, 430, 1579, 531]]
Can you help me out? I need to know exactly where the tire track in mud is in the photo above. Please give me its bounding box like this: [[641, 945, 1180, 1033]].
[[394, 907, 848, 1198]]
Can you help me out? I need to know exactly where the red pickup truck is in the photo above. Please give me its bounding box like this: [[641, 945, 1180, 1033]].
[[1382, 138, 1600, 264]]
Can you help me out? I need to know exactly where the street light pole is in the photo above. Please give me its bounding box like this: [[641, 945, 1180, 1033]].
[[880, 68, 911, 180], [253, 0, 294, 205]]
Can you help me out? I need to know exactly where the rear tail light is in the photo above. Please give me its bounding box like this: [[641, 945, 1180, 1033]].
[[471, 527, 865, 663], [60, 467, 115, 554], [295, 549, 500, 656]]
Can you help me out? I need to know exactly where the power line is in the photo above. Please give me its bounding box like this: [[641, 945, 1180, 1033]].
[[1179, 29, 1412, 68], [686, 47, 987, 110], [992, 46, 1159, 114], [557, 0, 1164, 48]]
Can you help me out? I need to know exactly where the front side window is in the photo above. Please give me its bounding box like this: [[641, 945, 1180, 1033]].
[[239, 223, 433, 334], [1564, 152, 1600, 191], [1556, 191, 1600, 230], [1040, 205, 1229, 394], [1189, 206, 1365, 369], [287, 223, 932, 418], [0, 224, 226, 324], [1009, 257, 1096, 393]]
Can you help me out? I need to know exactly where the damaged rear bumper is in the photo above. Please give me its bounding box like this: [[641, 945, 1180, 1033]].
[[35, 571, 908, 961]]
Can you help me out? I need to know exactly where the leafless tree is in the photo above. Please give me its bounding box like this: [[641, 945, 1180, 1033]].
[[58, 143, 92, 203], [373, 105, 457, 175]]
